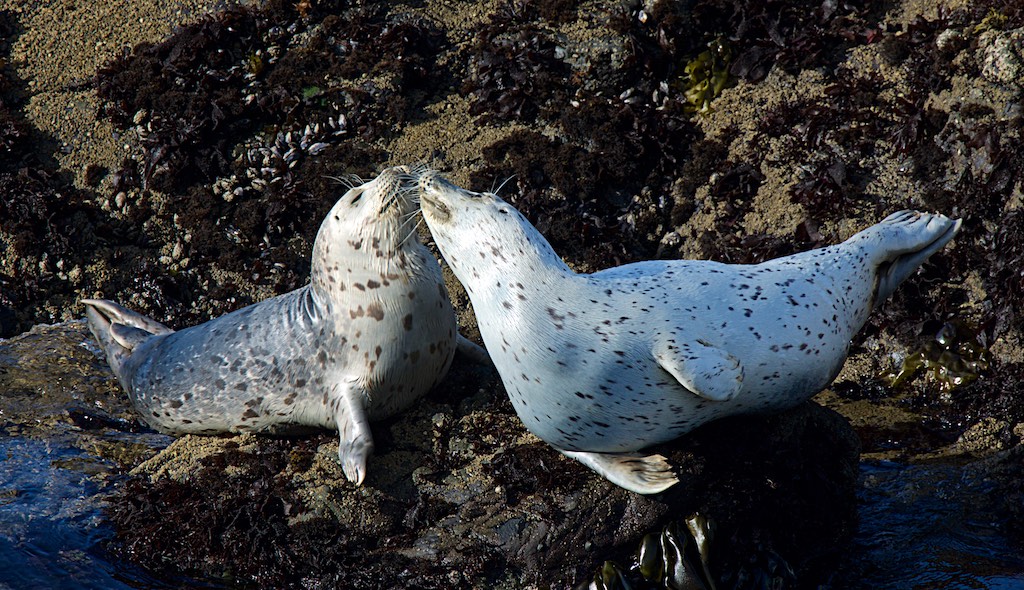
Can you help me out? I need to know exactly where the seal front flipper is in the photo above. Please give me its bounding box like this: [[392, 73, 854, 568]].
[[456, 334, 491, 365], [652, 335, 744, 402], [332, 381, 375, 486], [560, 449, 679, 494]]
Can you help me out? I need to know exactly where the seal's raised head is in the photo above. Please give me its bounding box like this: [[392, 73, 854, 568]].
[[318, 165, 418, 252], [418, 170, 569, 287]]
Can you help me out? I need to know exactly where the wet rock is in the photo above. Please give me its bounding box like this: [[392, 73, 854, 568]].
[[0, 320, 136, 429]]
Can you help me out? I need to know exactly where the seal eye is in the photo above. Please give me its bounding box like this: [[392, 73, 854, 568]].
[[350, 191, 363, 206], [498, 208, 509, 215]]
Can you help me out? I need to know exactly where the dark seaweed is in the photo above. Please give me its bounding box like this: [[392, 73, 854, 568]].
[[462, 18, 569, 123], [90, 1, 444, 326], [0, 73, 100, 338], [95, 6, 269, 193], [690, 0, 883, 82]]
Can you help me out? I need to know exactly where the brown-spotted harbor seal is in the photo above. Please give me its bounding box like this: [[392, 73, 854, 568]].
[[418, 171, 960, 494], [84, 166, 485, 485]]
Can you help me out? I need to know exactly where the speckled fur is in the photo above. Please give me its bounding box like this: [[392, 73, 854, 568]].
[[419, 171, 960, 493], [84, 167, 459, 485]]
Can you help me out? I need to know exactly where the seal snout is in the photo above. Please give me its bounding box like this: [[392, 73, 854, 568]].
[[416, 170, 460, 223], [419, 191, 451, 223]]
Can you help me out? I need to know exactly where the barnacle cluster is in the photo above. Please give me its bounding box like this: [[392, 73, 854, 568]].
[[212, 117, 347, 202], [885, 320, 991, 394], [589, 515, 717, 590]]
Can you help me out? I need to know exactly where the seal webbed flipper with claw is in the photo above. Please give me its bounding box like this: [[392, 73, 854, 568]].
[[859, 210, 962, 309], [560, 450, 679, 495], [333, 381, 374, 485]]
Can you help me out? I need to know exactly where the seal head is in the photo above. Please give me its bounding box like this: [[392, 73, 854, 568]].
[[420, 171, 960, 494], [85, 166, 461, 485]]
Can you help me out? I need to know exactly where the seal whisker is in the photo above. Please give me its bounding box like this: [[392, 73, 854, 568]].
[[400, 215, 425, 248], [492, 174, 516, 196], [325, 173, 364, 190]]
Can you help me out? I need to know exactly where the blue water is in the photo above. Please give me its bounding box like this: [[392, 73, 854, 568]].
[[840, 460, 1024, 589], [0, 436, 216, 590]]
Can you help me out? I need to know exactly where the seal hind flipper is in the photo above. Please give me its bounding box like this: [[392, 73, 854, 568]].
[[867, 211, 961, 308], [109, 323, 156, 351], [82, 298, 174, 336], [332, 382, 375, 485], [560, 450, 679, 494], [653, 336, 743, 402], [83, 298, 173, 376]]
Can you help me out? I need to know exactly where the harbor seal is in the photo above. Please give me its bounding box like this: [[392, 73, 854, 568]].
[[418, 171, 960, 494], [84, 166, 485, 485]]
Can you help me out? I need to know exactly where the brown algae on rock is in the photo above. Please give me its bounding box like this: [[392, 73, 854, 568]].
[[884, 319, 992, 394]]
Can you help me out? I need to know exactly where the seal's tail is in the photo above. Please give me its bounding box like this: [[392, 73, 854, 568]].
[[82, 299, 173, 376], [857, 210, 961, 309]]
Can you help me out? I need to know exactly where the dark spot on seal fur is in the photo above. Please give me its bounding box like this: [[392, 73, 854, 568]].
[[403, 314, 413, 330], [367, 303, 385, 321]]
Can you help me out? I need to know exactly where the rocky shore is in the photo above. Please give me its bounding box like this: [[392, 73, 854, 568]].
[[2, 0, 1023, 587]]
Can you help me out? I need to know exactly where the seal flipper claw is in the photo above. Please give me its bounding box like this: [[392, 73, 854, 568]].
[[456, 334, 491, 365], [653, 335, 743, 402], [560, 449, 679, 494], [334, 383, 374, 485]]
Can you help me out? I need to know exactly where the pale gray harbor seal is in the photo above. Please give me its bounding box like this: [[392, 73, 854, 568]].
[[84, 166, 485, 485], [418, 171, 960, 494]]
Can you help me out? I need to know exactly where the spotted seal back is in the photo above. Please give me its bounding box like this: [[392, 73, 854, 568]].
[[418, 171, 960, 494], [85, 166, 484, 485]]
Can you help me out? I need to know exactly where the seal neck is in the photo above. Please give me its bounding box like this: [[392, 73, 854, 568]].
[[307, 207, 421, 303], [463, 227, 573, 285]]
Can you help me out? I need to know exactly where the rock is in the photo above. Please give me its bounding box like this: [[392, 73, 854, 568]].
[[0, 320, 136, 429], [105, 360, 860, 588], [980, 28, 1024, 87]]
